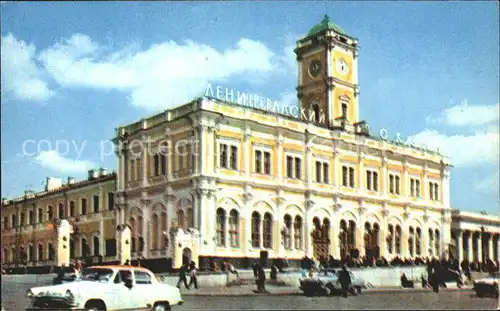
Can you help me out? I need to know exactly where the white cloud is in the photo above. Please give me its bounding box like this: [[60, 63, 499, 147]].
[[409, 127, 499, 167], [426, 101, 500, 127], [475, 172, 500, 194], [1, 34, 55, 101], [278, 91, 297, 107], [37, 34, 279, 111], [35, 150, 96, 173]]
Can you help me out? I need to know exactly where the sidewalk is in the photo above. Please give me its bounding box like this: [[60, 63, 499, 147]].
[[179, 284, 474, 297]]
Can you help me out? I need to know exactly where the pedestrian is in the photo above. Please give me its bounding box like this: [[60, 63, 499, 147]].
[[188, 261, 198, 289], [176, 263, 190, 289], [252, 261, 258, 278], [124, 259, 131, 266], [227, 261, 239, 278], [257, 264, 267, 293], [270, 263, 278, 280], [337, 265, 352, 298], [53, 266, 64, 285]]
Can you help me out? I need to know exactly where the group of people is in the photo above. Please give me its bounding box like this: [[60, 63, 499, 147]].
[[176, 261, 199, 290]]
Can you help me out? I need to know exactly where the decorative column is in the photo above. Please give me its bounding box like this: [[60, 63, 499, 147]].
[[165, 128, 173, 181], [244, 127, 251, 177], [274, 193, 284, 258], [356, 202, 366, 257], [487, 234, 493, 261], [358, 152, 365, 194], [403, 160, 409, 197], [199, 188, 216, 255], [140, 199, 150, 259], [305, 192, 314, 258], [242, 185, 253, 256], [332, 198, 341, 259], [380, 205, 389, 259], [190, 190, 199, 229], [477, 233, 482, 263], [467, 232, 473, 262], [207, 126, 216, 173], [141, 133, 149, 188], [381, 156, 388, 197], [305, 134, 313, 186], [401, 207, 410, 258], [276, 133, 283, 180], [333, 150, 339, 188], [423, 163, 429, 201], [422, 211, 429, 258], [456, 229, 463, 263]]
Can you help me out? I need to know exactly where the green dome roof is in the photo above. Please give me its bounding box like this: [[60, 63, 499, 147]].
[[307, 15, 348, 37]]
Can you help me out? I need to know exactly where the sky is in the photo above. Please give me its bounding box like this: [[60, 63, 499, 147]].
[[1, 1, 499, 214]]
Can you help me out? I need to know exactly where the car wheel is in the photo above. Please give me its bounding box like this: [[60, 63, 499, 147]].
[[85, 300, 106, 311], [153, 302, 171, 311]]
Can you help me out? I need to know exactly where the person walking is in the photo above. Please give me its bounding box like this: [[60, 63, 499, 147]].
[[337, 266, 352, 298], [176, 263, 190, 290], [252, 261, 259, 279], [257, 264, 267, 293], [187, 261, 198, 289]]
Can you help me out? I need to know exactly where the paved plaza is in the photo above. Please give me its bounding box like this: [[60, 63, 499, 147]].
[[2, 275, 498, 310]]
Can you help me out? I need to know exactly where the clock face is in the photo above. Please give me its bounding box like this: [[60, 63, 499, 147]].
[[337, 59, 348, 75], [309, 60, 323, 78]]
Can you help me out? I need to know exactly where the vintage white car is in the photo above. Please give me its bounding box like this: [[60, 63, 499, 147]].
[[473, 272, 499, 298], [26, 265, 183, 311], [299, 268, 366, 296]]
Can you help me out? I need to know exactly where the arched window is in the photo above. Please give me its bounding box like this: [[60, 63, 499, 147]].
[[160, 212, 167, 249], [93, 236, 100, 256], [58, 203, 65, 219], [342, 103, 348, 118], [283, 214, 292, 250], [81, 238, 88, 258], [70, 239, 75, 259], [177, 210, 185, 229], [10, 247, 16, 263], [387, 225, 394, 254], [294, 216, 303, 250], [251, 212, 261, 248], [38, 244, 43, 261], [229, 209, 239, 247], [216, 208, 226, 246], [435, 229, 440, 256], [47, 206, 53, 220], [263, 213, 273, 249], [322, 218, 330, 241], [48, 242, 55, 260], [129, 217, 136, 252], [151, 214, 159, 250], [408, 227, 414, 257], [395, 225, 402, 255], [364, 222, 372, 249], [372, 223, 380, 248], [348, 220, 356, 247], [416, 228, 422, 256], [28, 245, 34, 262]]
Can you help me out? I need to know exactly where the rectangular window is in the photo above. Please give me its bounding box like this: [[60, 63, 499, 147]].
[[395, 176, 400, 195], [38, 208, 43, 223], [108, 193, 115, 210], [373, 172, 379, 191], [366, 171, 372, 190], [323, 163, 329, 184], [349, 167, 355, 188], [160, 154, 167, 175], [136, 158, 142, 180], [69, 201, 75, 217], [220, 144, 228, 168], [316, 161, 322, 182], [11, 215, 16, 227], [264, 152, 271, 175], [93, 195, 99, 213], [153, 154, 160, 176], [230, 146, 238, 170], [29, 211, 34, 225], [286, 156, 294, 178], [429, 182, 434, 200], [416, 180, 421, 197], [434, 184, 439, 201], [295, 157, 302, 179], [342, 166, 348, 187], [3, 216, 8, 229], [410, 179, 415, 197], [129, 160, 135, 181], [20, 213, 25, 226], [81, 198, 87, 215], [389, 175, 395, 194], [178, 145, 186, 170], [255, 150, 262, 174]]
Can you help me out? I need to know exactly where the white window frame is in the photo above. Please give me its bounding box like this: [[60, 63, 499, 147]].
[[410, 176, 421, 198], [217, 138, 240, 170], [253, 145, 273, 175], [314, 156, 330, 184], [284, 151, 303, 180], [388, 172, 402, 195], [341, 163, 356, 188], [365, 168, 379, 191]]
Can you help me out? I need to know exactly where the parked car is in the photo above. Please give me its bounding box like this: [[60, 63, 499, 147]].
[[26, 265, 183, 311], [473, 272, 499, 298], [299, 269, 366, 296], [52, 266, 78, 285]]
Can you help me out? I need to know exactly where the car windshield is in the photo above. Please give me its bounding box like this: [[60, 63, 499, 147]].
[[77, 268, 113, 283]]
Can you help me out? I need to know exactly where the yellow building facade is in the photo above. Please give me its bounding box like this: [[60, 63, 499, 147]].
[[1, 170, 116, 271]]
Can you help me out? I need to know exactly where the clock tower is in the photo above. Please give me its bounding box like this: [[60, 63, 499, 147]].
[[295, 15, 360, 129]]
